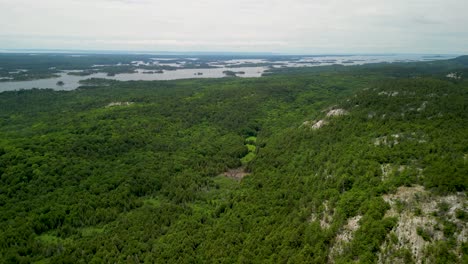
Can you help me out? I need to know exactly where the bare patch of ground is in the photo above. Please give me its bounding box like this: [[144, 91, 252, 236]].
[[223, 167, 250, 180]]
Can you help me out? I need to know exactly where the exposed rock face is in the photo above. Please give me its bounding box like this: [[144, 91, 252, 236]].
[[446, 72, 462, 79], [326, 108, 348, 117], [378, 91, 399, 96], [309, 200, 334, 229], [374, 135, 400, 146], [329, 215, 362, 261], [374, 133, 427, 147], [302, 119, 327, 129], [106, 102, 134, 108], [302, 107, 347, 130], [378, 185, 467, 264], [312, 120, 327, 129], [417, 101, 428, 112]]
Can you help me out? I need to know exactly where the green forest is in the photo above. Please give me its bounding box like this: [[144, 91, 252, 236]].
[[0, 56, 467, 263]]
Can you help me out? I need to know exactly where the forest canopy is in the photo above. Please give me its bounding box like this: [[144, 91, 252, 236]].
[[0, 56, 467, 263]]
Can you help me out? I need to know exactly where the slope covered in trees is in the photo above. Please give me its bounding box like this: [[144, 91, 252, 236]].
[[0, 58, 467, 263]]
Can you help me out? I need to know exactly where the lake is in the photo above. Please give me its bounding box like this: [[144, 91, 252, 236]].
[[0, 67, 266, 92], [0, 54, 457, 92]]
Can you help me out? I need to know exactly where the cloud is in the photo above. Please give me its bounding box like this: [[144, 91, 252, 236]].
[[412, 17, 443, 25], [0, 0, 467, 53]]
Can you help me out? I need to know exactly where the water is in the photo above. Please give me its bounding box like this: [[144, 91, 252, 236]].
[[0, 54, 457, 92], [0, 67, 266, 92], [272, 54, 456, 68]]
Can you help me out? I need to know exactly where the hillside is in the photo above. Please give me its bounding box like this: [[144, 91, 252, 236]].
[[0, 59, 467, 263]]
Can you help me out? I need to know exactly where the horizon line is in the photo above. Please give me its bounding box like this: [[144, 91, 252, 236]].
[[0, 48, 461, 57]]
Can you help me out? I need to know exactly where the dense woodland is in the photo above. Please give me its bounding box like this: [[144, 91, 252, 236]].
[[0, 56, 467, 263]]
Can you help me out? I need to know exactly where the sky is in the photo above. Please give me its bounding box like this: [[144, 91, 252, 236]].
[[0, 0, 467, 54]]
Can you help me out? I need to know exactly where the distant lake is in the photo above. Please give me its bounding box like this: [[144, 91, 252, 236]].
[[0, 54, 457, 92], [0, 67, 266, 92]]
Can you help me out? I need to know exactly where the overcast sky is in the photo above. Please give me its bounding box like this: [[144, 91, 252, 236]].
[[0, 0, 467, 54]]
